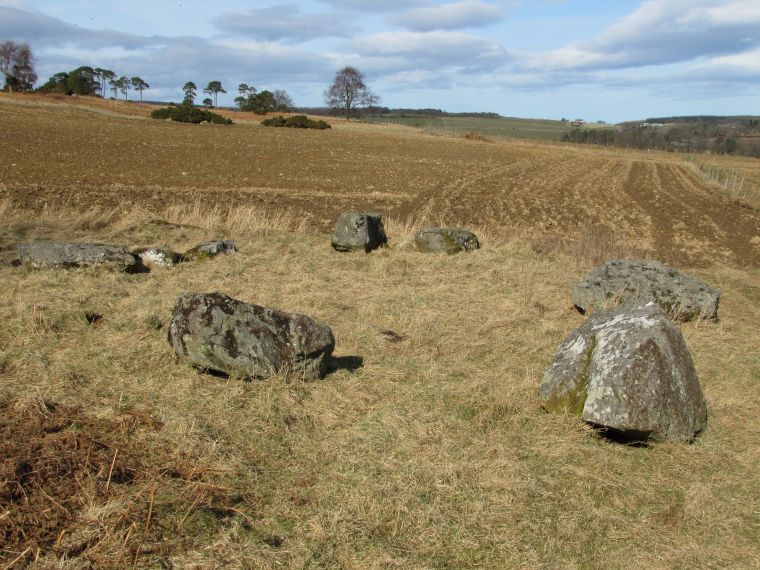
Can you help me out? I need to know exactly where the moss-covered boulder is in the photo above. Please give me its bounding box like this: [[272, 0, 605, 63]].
[[414, 227, 479, 254], [539, 301, 707, 443], [168, 293, 335, 380], [181, 240, 237, 262], [572, 259, 720, 321], [16, 241, 138, 271]]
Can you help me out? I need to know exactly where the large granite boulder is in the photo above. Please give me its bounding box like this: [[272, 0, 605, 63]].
[[168, 293, 335, 380], [539, 301, 707, 443], [415, 227, 480, 254], [16, 241, 138, 271], [181, 240, 237, 261], [572, 259, 720, 321], [331, 213, 387, 253]]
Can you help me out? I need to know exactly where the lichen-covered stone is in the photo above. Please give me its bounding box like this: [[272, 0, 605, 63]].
[[132, 247, 182, 268], [181, 240, 237, 261], [168, 292, 335, 380], [331, 213, 388, 253], [16, 241, 138, 271], [572, 259, 720, 321], [414, 227, 480, 254], [539, 301, 707, 443]]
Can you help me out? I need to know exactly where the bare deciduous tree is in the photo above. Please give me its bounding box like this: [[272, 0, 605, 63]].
[[0, 40, 37, 94], [324, 66, 378, 121]]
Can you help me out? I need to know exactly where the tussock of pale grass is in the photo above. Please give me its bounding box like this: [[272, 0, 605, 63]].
[[529, 219, 647, 268], [1, 203, 759, 568]]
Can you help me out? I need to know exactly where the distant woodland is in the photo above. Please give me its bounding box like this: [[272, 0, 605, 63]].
[[562, 116, 760, 158]]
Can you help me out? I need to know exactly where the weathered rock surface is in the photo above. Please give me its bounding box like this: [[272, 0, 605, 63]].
[[415, 227, 480, 254], [181, 240, 237, 261], [539, 301, 707, 443], [331, 213, 388, 253], [132, 247, 182, 268], [168, 292, 335, 380], [572, 259, 720, 321], [17, 241, 137, 271]]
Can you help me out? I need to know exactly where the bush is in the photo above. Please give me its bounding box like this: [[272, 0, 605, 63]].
[[261, 115, 331, 130], [150, 104, 232, 125]]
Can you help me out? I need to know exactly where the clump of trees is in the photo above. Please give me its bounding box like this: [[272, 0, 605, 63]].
[[150, 103, 232, 125], [233, 83, 293, 114], [324, 66, 378, 121], [261, 115, 330, 129], [0, 40, 37, 93], [203, 81, 226, 107], [37, 65, 149, 101]]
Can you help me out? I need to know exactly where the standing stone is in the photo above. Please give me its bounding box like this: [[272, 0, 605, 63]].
[[181, 240, 237, 261], [168, 292, 335, 380], [572, 259, 720, 321], [415, 227, 480, 254], [331, 213, 388, 253], [16, 241, 138, 271], [539, 301, 707, 443]]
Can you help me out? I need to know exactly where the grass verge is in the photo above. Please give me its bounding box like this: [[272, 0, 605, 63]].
[[1, 202, 758, 568]]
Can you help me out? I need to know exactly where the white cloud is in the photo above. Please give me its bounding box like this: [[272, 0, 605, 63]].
[[215, 5, 355, 42], [527, 0, 760, 71], [318, 0, 427, 12], [354, 30, 508, 72], [392, 1, 505, 31]]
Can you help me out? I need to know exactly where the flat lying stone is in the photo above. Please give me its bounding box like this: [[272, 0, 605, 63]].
[[181, 240, 237, 261], [572, 259, 720, 321], [168, 292, 335, 380], [17, 241, 137, 271], [331, 213, 388, 253], [539, 301, 707, 443], [415, 227, 480, 254]]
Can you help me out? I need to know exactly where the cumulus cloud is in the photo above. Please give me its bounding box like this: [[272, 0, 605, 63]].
[[0, 2, 331, 100], [0, 3, 154, 50], [215, 5, 355, 42], [392, 1, 505, 31], [318, 0, 426, 12], [527, 0, 760, 71], [353, 30, 508, 73]]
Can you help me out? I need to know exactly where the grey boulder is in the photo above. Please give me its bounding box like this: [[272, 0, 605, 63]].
[[182, 240, 237, 261], [168, 292, 335, 380], [133, 247, 182, 268], [16, 241, 137, 271], [415, 227, 480, 254], [539, 301, 707, 443], [572, 259, 720, 321], [331, 212, 387, 253]]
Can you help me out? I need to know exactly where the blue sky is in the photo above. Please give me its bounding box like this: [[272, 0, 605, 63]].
[[1, 0, 758, 122]]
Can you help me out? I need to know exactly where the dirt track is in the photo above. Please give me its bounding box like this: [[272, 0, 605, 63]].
[[1, 97, 759, 266]]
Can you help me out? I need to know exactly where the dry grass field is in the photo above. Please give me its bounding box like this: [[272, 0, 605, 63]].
[[1, 94, 759, 568]]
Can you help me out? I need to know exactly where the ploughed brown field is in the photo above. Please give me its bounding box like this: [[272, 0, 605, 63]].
[[2, 94, 759, 267], [1, 94, 759, 568]]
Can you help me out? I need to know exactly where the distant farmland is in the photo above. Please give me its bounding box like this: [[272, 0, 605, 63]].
[[363, 114, 607, 141]]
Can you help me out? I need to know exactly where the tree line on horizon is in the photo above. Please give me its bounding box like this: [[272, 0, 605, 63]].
[[562, 118, 760, 158], [178, 80, 294, 114], [37, 66, 150, 101], [2, 42, 380, 121]]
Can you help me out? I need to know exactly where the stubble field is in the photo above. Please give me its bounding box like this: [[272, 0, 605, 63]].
[[1, 95, 759, 568]]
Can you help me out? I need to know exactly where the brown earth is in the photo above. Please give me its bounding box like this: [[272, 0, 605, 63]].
[[1, 93, 759, 268], [0, 397, 252, 567]]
